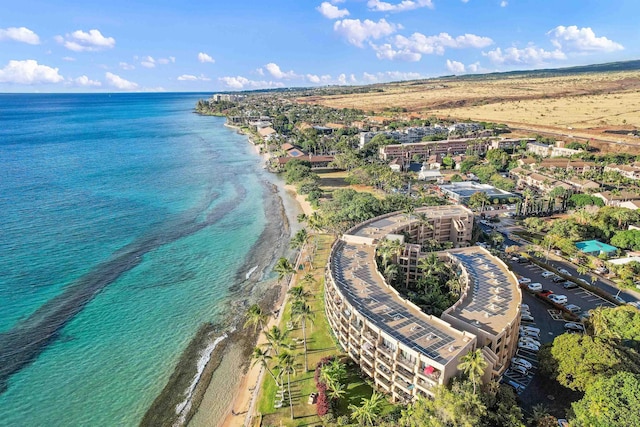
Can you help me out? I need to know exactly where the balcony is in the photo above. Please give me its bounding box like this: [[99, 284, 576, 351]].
[[377, 354, 393, 368], [396, 355, 416, 371], [377, 345, 395, 358], [394, 386, 413, 402], [376, 376, 392, 391], [362, 343, 375, 357], [363, 331, 378, 345], [395, 366, 414, 382]]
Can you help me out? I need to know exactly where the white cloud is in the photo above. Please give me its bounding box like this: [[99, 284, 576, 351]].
[[362, 70, 424, 83], [157, 56, 175, 64], [198, 52, 215, 63], [376, 32, 493, 61], [74, 75, 101, 87], [461, 0, 469, 3], [306, 73, 332, 84], [105, 72, 138, 90], [370, 43, 422, 61], [467, 62, 481, 72], [62, 56, 76, 62], [446, 59, 466, 74], [548, 25, 623, 52], [500, 1, 508, 7], [333, 18, 400, 47], [0, 27, 40, 44], [177, 74, 211, 81], [141, 56, 156, 68], [367, 0, 433, 12], [218, 76, 284, 90], [56, 29, 115, 52], [119, 62, 135, 70], [317, 2, 350, 19], [483, 46, 566, 65], [0, 59, 63, 84], [264, 62, 297, 79], [337, 73, 348, 85]]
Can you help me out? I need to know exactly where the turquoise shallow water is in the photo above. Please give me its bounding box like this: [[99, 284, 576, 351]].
[[0, 94, 270, 426]]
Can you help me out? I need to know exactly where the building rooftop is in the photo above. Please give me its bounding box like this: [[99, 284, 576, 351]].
[[576, 240, 618, 254], [331, 239, 472, 365], [439, 182, 517, 200], [443, 247, 521, 336]]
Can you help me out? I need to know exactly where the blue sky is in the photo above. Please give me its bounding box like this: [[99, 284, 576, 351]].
[[0, 0, 637, 92]]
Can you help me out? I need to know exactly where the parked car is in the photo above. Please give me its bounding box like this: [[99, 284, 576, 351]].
[[594, 267, 608, 274], [564, 322, 585, 332], [552, 275, 565, 283], [541, 271, 555, 278], [518, 341, 540, 351], [520, 329, 540, 339], [539, 289, 554, 297], [577, 278, 590, 286], [565, 304, 582, 314], [517, 257, 530, 264], [519, 337, 541, 347], [521, 304, 530, 311], [521, 314, 535, 322], [613, 295, 627, 304], [511, 357, 533, 370], [528, 283, 543, 292], [548, 294, 568, 305], [508, 364, 529, 376], [563, 281, 579, 289], [520, 326, 541, 336], [511, 256, 520, 262], [518, 277, 531, 284], [558, 268, 571, 276], [501, 378, 525, 393]]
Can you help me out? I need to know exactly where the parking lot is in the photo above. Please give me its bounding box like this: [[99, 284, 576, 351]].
[[512, 261, 616, 312]]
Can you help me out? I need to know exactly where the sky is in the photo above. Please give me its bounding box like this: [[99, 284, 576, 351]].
[[0, 0, 638, 92]]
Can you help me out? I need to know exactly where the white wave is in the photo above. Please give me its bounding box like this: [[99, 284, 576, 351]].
[[174, 333, 228, 426], [245, 265, 258, 280]]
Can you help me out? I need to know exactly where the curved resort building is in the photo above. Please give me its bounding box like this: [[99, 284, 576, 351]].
[[325, 205, 522, 402]]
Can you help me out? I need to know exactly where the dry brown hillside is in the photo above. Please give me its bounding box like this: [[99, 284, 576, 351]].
[[298, 70, 640, 153]]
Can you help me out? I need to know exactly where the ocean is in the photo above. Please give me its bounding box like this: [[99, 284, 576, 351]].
[[0, 93, 289, 426]]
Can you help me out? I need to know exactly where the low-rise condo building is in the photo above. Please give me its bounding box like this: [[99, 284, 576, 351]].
[[325, 205, 522, 402]]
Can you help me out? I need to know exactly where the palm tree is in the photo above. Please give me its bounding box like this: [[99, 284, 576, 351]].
[[264, 325, 290, 356], [290, 228, 310, 251], [415, 212, 433, 243], [251, 347, 280, 387], [297, 213, 308, 226], [403, 205, 416, 240], [576, 265, 590, 276], [376, 238, 403, 267], [274, 257, 295, 283], [457, 349, 487, 394], [307, 212, 324, 233], [418, 252, 442, 277], [244, 304, 268, 333], [349, 391, 385, 426], [383, 263, 398, 284], [277, 351, 297, 419], [288, 285, 311, 303], [291, 300, 315, 371], [300, 273, 316, 287], [320, 358, 347, 392]]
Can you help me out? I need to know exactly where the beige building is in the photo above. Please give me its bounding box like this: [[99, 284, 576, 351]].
[[604, 164, 640, 180], [325, 206, 522, 402]]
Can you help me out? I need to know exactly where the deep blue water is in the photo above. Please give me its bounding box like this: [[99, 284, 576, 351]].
[[0, 93, 269, 425]]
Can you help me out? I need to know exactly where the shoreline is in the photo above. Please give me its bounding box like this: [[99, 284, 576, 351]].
[[186, 118, 307, 427]]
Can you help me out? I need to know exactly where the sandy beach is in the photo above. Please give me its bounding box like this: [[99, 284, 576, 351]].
[[188, 126, 311, 427]]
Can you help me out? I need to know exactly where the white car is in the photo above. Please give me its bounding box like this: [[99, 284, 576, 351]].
[[613, 295, 627, 304], [520, 330, 539, 339], [548, 294, 568, 305], [558, 268, 571, 276], [518, 277, 532, 284], [519, 337, 541, 347], [521, 304, 530, 311], [521, 314, 535, 322], [541, 271, 555, 278], [527, 282, 543, 292], [577, 278, 590, 286], [508, 364, 529, 376], [565, 304, 582, 314], [518, 341, 540, 352], [564, 322, 585, 332], [511, 357, 533, 370], [520, 325, 541, 335]]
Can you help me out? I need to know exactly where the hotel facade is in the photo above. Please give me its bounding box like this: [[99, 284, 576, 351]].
[[324, 205, 522, 402]]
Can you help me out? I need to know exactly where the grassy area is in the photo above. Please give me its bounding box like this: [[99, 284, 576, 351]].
[[316, 170, 384, 199], [255, 233, 393, 426], [256, 234, 340, 426]]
